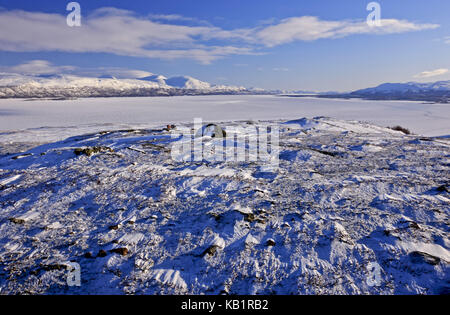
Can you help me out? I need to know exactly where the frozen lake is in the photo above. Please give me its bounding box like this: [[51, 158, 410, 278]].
[[0, 95, 449, 142]]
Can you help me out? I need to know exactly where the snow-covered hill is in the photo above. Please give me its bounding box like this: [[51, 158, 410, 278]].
[[138, 75, 169, 86], [0, 73, 251, 99], [293, 81, 450, 103], [0, 117, 448, 294], [354, 81, 450, 94], [164, 76, 211, 90], [346, 81, 450, 103]]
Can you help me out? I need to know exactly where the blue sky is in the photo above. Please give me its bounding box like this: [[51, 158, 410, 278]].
[[0, 0, 449, 91]]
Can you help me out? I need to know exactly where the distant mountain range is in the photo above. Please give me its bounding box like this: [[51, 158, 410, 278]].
[[0, 72, 260, 99], [0, 72, 449, 103], [316, 81, 450, 103]]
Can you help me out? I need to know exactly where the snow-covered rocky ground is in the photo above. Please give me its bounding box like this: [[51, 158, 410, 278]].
[[0, 115, 448, 294]]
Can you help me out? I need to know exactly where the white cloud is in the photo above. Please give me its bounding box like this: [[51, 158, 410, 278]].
[[147, 14, 212, 26], [0, 8, 440, 64], [77, 67, 154, 79], [414, 68, 449, 78], [255, 16, 439, 47], [1, 60, 155, 78], [148, 14, 196, 22], [0, 8, 254, 64], [273, 67, 289, 72], [6, 60, 75, 75]]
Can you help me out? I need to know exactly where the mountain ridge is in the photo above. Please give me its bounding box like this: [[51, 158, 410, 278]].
[[0, 72, 255, 99], [284, 80, 450, 103], [347, 80, 450, 103], [0, 72, 449, 102]]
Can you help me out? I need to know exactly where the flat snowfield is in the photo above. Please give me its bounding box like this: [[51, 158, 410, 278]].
[[0, 96, 449, 144], [0, 116, 449, 294]]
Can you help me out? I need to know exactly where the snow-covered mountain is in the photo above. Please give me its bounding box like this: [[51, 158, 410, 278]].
[[164, 76, 211, 90], [0, 72, 252, 99], [347, 81, 450, 103], [301, 80, 450, 103], [138, 74, 168, 86], [353, 81, 450, 95]]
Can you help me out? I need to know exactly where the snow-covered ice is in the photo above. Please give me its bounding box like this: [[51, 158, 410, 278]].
[[0, 96, 449, 146]]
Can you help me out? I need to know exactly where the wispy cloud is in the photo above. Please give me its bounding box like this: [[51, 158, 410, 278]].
[[0, 8, 255, 64], [77, 67, 154, 79], [273, 67, 289, 72], [0, 8, 440, 64], [147, 14, 197, 22], [414, 68, 449, 78], [0, 60, 154, 79], [147, 14, 212, 26], [255, 16, 439, 47], [4, 60, 75, 75]]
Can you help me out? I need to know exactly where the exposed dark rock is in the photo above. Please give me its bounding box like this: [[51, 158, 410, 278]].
[[11, 153, 32, 160], [436, 185, 449, 193], [409, 251, 441, 265], [109, 224, 120, 230], [97, 250, 108, 258], [110, 248, 129, 256], [42, 264, 67, 271], [202, 245, 219, 257], [195, 124, 227, 138], [390, 126, 411, 135], [9, 218, 25, 224], [244, 213, 256, 223], [165, 125, 176, 131], [74, 146, 113, 157]]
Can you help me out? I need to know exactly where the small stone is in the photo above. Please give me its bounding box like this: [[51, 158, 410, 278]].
[[110, 248, 129, 256], [43, 264, 67, 271], [9, 218, 25, 224], [244, 213, 256, 223], [408, 222, 420, 229], [84, 252, 93, 259], [166, 124, 176, 131], [257, 218, 267, 224], [109, 224, 120, 230], [409, 251, 440, 265], [97, 250, 108, 258], [436, 185, 449, 193], [74, 146, 113, 157], [202, 245, 219, 257], [209, 213, 222, 221], [266, 239, 276, 247]]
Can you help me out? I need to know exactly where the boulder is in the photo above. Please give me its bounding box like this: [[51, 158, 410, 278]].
[[195, 124, 226, 138]]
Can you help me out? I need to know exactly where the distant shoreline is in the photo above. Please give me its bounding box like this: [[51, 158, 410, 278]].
[[280, 93, 450, 104], [1, 91, 448, 104]]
